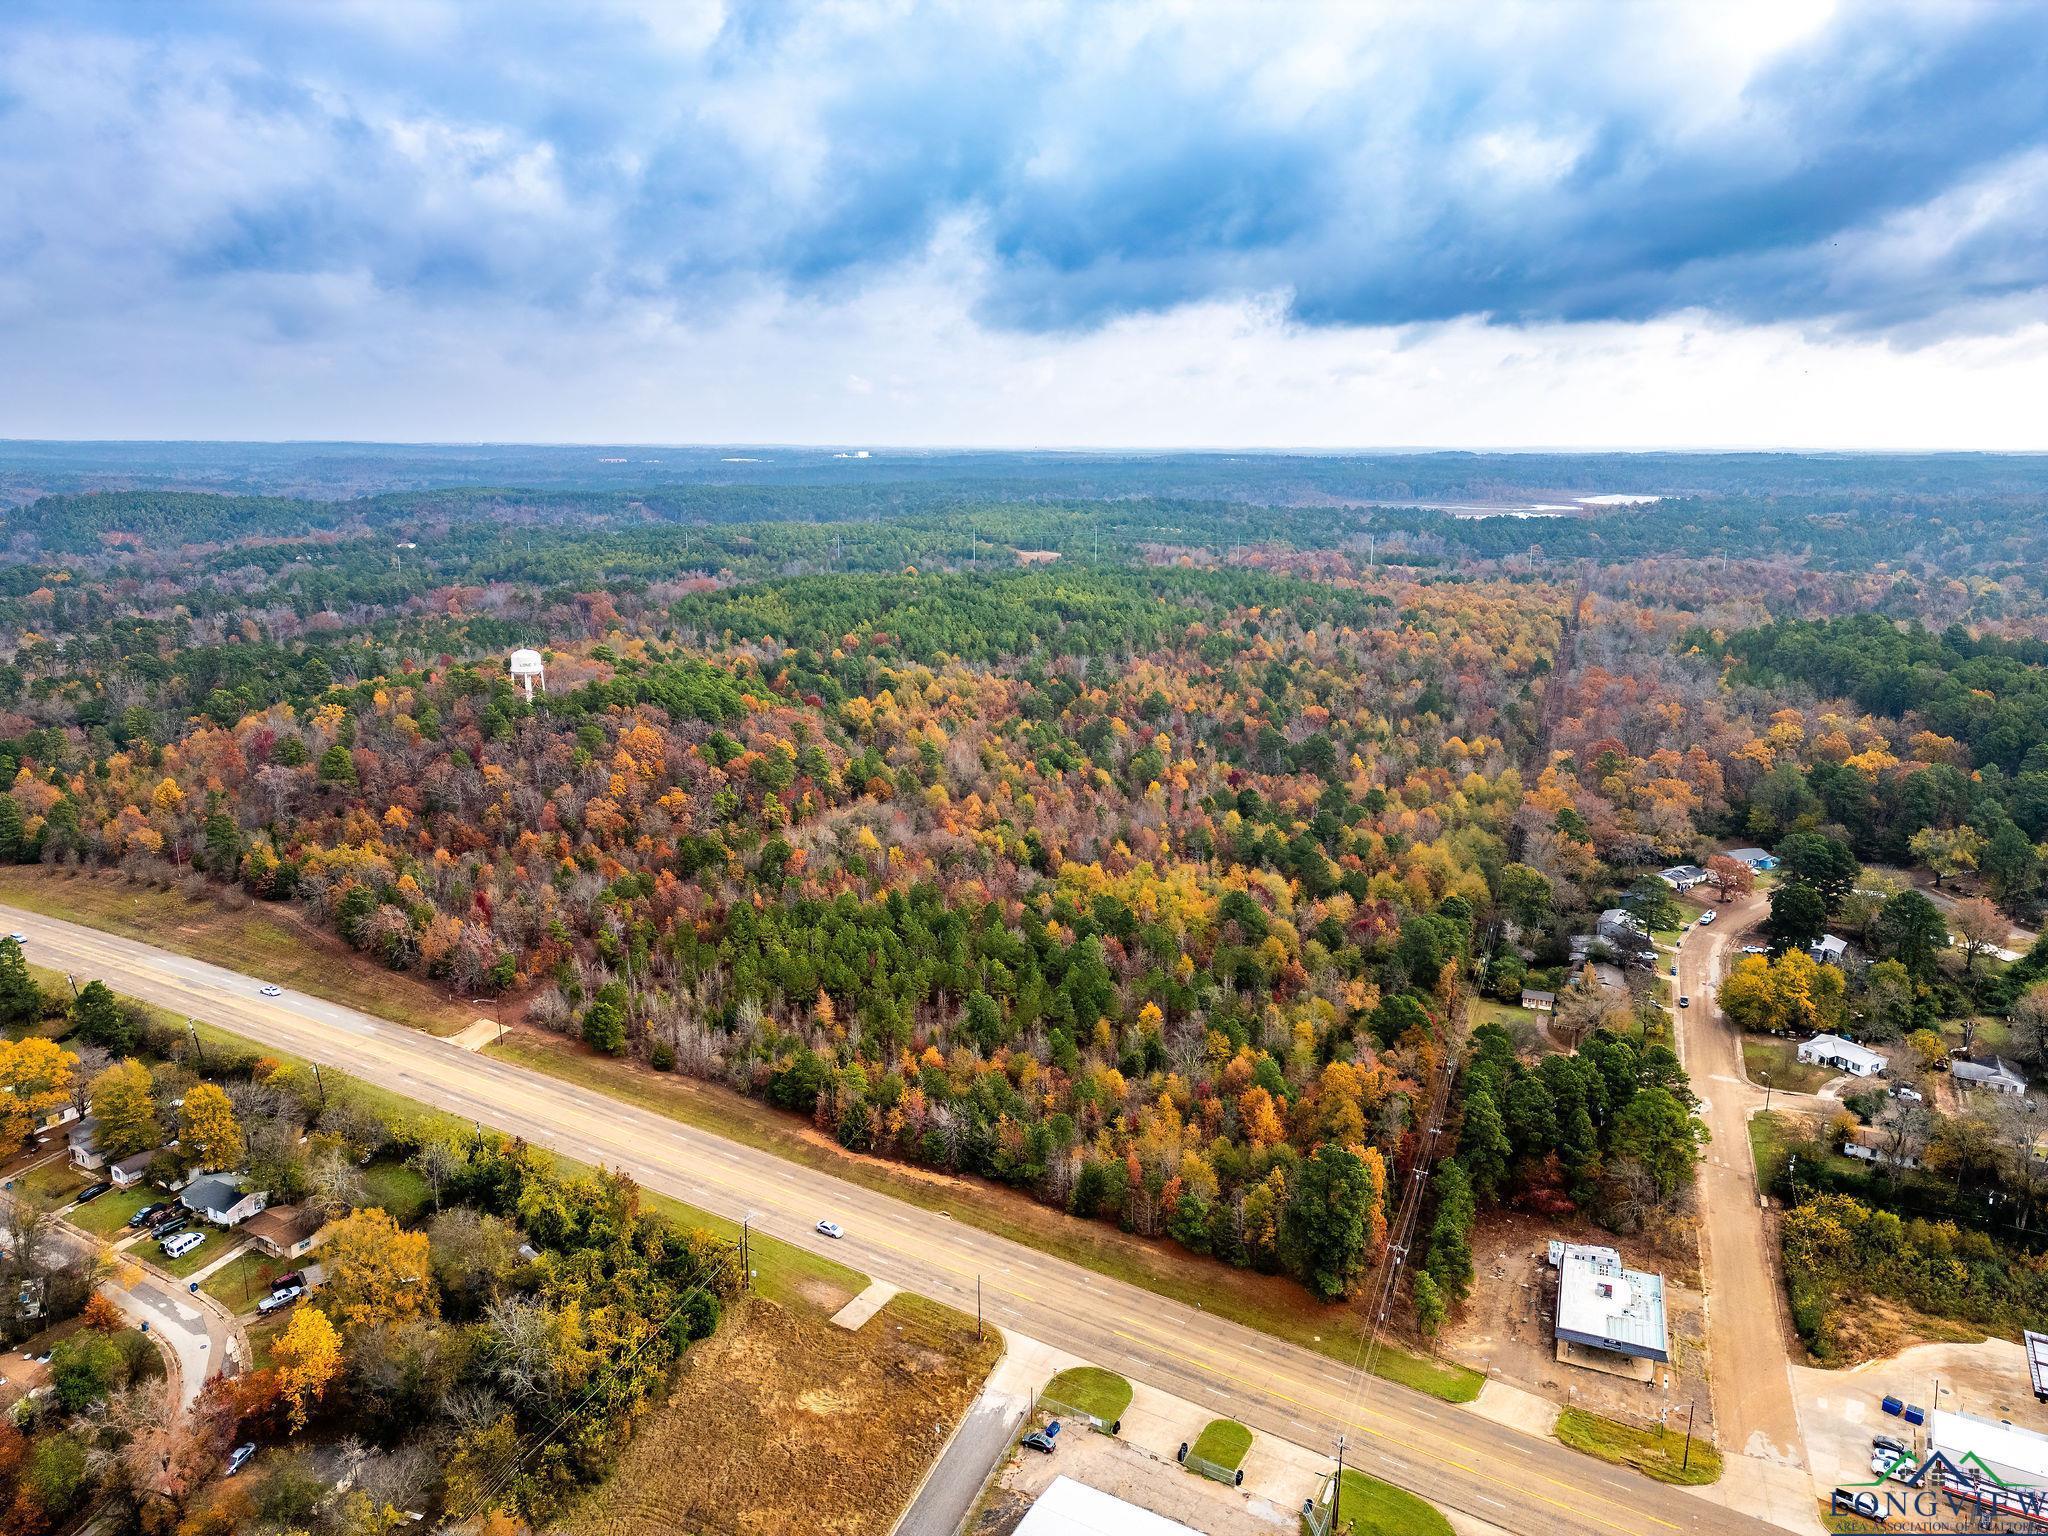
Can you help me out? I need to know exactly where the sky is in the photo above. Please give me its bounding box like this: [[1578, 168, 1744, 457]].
[[3, 0, 2047, 450]]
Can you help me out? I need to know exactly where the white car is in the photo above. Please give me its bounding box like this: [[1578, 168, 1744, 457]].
[[259, 984, 282, 997], [5, 932, 23, 944], [226, 1444, 256, 1477], [257, 1284, 305, 1315], [1697, 909, 1717, 925], [1739, 944, 1768, 956], [816, 1219, 845, 1240]]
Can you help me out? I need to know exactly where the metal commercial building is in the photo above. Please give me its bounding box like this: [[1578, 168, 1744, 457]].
[[1552, 1242, 1670, 1363], [1013, 1477, 1204, 1536]]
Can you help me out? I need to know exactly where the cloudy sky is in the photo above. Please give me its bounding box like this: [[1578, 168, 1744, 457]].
[[4, 0, 2047, 449]]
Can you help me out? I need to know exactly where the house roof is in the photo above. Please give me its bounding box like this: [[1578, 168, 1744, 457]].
[[1954, 1057, 2026, 1087], [67, 1116, 98, 1148], [181, 1174, 247, 1216], [1555, 1242, 1669, 1361], [1522, 988, 1556, 1003], [1812, 933, 1848, 957], [1726, 847, 1774, 864], [110, 1149, 156, 1177], [1798, 1033, 1887, 1070], [243, 1204, 325, 1247]]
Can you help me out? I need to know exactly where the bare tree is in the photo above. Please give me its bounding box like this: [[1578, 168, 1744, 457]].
[[1874, 1101, 1933, 1193]]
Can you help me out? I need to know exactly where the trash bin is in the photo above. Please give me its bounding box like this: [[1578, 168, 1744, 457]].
[[1881, 1396, 1904, 1417], [1903, 1404, 1926, 1426]]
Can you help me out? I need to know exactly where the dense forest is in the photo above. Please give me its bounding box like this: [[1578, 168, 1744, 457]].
[[1, 459, 2047, 1351]]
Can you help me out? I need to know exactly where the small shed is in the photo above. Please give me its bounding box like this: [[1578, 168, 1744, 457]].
[[1520, 989, 1556, 1013]]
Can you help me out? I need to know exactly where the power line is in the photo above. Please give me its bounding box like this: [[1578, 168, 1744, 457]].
[[444, 1252, 735, 1526]]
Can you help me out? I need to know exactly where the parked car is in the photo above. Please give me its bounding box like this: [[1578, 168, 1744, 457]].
[[1739, 944, 1768, 955], [257, 1285, 305, 1316], [161, 1231, 205, 1260], [73, 1182, 112, 1205], [1679, 996, 1691, 1009], [259, 984, 282, 998], [1698, 909, 1717, 925], [1891, 1085, 1925, 1103], [815, 1219, 844, 1239], [225, 1444, 256, 1477], [151, 1213, 190, 1238], [18, 1350, 49, 1365], [128, 1203, 164, 1228], [5, 933, 24, 945], [1022, 1421, 1062, 1454]]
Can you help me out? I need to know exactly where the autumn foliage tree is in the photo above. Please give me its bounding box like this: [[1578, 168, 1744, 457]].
[[177, 1083, 244, 1172]]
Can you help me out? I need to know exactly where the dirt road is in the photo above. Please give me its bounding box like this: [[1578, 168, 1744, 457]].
[[1671, 895, 1809, 1473], [1, 900, 1787, 1536]]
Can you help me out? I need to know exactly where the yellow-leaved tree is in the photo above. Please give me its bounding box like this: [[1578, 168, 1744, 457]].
[[272, 1304, 341, 1430], [318, 1208, 437, 1331], [88, 1058, 161, 1159], [0, 1037, 77, 1142], [178, 1081, 245, 1170]]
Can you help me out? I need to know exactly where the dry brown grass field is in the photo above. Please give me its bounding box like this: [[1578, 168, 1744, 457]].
[[552, 1292, 999, 1536]]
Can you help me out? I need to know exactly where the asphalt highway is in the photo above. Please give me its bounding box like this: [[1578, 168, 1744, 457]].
[[0, 901, 1789, 1536]]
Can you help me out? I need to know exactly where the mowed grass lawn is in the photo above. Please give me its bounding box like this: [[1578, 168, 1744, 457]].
[[203, 1248, 304, 1313], [14, 1159, 85, 1207], [1317, 1469, 1454, 1536], [1189, 1418, 1253, 1472], [490, 1033, 1483, 1402], [1042, 1366, 1132, 1424], [66, 1185, 156, 1236], [0, 869, 475, 1036], [1740, 1035, 1835, 1095], [1555, 1408, 1721, 1486]]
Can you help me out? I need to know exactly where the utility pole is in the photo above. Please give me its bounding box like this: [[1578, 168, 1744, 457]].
[[976, 1274, 983, 1341], [1332, 1434, 1345, 1532], [311, 1061, 327, 1111], [1762, 1070, 1772, 1114], [186, 1019, 206, 1071], [741, 1217, 750, 1289], [1681, 1399, 1696, 1471], [64, 972, 78, 1001]]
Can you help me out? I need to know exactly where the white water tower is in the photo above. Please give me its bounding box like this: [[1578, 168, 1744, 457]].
[[509, 647, 546, 702]]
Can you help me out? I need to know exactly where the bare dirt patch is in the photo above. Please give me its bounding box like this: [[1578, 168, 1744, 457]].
[[1441, 1210, 1716, 1444], [551, 1293, 999, 1536]]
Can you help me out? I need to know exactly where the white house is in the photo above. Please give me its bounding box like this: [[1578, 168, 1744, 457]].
[[1842, 1126, 1920, 1169], [1797, 1033, 1889, 1077], [1520, 988, 1556, 1013], [1659, 865, 1709, 892], [1810, 934, 1849, 967]]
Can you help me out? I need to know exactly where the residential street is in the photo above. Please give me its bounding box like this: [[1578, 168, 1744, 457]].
[[0, 1167, 228, 1411], [0, 900, 1795, 1536], [1668, 893, 1816, 1531]]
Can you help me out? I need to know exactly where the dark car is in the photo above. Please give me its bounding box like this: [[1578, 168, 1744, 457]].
[[128, 1203, 164, 1228], [151, 1214, 191, 1239], [1022, 1421, 1061, 1454], [273, 1270, 307, 1291], [73, 1182, 112, 1205], [1678, 996, 1691, 1009]]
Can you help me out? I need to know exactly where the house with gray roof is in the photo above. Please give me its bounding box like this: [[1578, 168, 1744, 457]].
[[180, 1175, 269, 1228], [1953, 1057, 2028, 1097]]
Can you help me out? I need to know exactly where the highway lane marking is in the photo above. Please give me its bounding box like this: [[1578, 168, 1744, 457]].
[[19, 913, 1703, 1535]]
